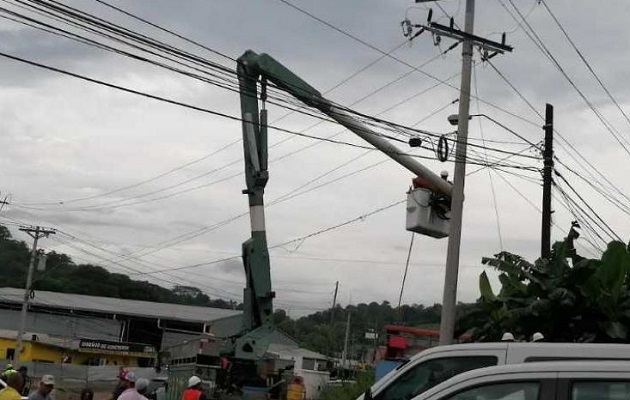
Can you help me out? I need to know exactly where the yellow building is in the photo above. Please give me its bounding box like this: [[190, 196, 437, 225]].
[[0, 330, 156, 366]]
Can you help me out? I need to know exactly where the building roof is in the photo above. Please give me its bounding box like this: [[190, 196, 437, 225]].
[[0, 287, 241, 324], [267, 343, 327, 361]]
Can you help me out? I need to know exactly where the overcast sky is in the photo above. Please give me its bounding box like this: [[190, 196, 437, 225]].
[[1, 0, 629, 317]]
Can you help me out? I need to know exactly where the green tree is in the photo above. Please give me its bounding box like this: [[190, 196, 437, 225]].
[[458, 228, 630, 342]]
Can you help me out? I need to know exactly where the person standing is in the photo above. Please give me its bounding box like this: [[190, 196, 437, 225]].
[[0, 373, 24, 400], [135, 379, 149, 400], [0, 365, 16, 383], [17, 367, 31, 396], [181, 376, 206, 400], [27, 375, 55, 400], [109, 368, 128, 400], [117, 371, 141, 400]]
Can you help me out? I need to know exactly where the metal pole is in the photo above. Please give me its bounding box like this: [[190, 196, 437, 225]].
[[15, 228, 40, 360], [327, 105, 453, 197], [541, 104, 554, 259], [439, 0, 475, 346]]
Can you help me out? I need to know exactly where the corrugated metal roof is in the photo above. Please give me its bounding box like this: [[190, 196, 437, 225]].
[[0, 287, 241, 324], [267, 343, 327, 361]]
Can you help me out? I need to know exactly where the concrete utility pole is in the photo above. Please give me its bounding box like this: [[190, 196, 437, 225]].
[[410, 0, 512, 345], [15, 225, 55, 361], [341, 312, 351, 368], [541, 104, 554, 259], [439, 0, 475, 346]]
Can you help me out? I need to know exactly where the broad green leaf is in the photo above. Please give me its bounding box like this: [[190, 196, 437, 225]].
[[599, 241, 630, 300], [479, 271, 496, 301], [604, 321, 627, 339]]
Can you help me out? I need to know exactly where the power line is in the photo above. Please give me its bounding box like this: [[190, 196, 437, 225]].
[[1, 213, 332, 295], [0, 6, 541, 184], [0, 50, 536, 174], [540, 0, 630, 131], [21, 139, 241, 206], [13, 0, 546, 165], [272, 0, 549, 133], [0, 0, 335, 124], [491, 169, 602, 255], [397, 233, 414, 309], [90, 0, 236, 62], [473, 64, 503, 250], [51, 231, 243, 300], [553, 171, 622, 242], [503, 0, 630, 156], [483, 51, 630, 220], [553, 184, 609, 248], [554, 157, 630, 215], [130, 199, 405, 276]]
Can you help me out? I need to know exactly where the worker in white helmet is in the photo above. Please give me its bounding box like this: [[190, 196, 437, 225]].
[[501, 332, 515, 342], [180, 376, 206, 400], [532, 332, 545, 342]]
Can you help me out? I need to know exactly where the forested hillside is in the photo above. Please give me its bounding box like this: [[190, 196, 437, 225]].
[[0, 225, 239, 309]]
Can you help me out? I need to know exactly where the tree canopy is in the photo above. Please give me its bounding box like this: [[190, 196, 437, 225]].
[[458, 226, 630, 343]]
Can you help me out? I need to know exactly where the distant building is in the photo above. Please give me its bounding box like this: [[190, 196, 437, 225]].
[[0, 329, 156, 366], [0, 287, 241, 365], [0, 288, 326, 370]]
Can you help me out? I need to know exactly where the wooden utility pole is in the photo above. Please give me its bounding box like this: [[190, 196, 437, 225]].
[[15, 225, 55, 360], [330, 281, 339, 325], [541, 104, 554, 259]]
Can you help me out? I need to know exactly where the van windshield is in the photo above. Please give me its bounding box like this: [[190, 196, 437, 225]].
[[375, 356, 498, 400]]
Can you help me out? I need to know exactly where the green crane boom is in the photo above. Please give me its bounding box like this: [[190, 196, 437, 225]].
[[231, 49, 452, 361]]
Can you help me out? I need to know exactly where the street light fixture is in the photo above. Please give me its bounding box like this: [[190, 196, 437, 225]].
[[447, 114, 539, 149]]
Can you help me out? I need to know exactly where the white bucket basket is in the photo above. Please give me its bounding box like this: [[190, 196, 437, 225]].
[[405, 188, 450, 238]]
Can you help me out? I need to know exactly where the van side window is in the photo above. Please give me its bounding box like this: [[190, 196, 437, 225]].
[[446, 382, 540, 400], [376, 356, 498, 400], [572, 381, 630, 400]]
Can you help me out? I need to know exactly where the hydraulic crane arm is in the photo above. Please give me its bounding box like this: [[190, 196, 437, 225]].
[[232, 49, 452, 360], [238, 50, 453, 197]]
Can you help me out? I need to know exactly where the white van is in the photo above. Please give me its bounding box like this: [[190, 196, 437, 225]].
[[361, 342, 630, 400], [413, 361, 630, 400]]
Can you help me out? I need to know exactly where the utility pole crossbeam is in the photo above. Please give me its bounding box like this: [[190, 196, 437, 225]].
[[541, 104, 554, 259], [15, 226, 55, 361]]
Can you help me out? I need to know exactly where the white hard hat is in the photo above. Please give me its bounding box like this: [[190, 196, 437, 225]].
[[532, 332, 544, 342], [501, 332, 515, 341], [136, 378, 149, 392], [188, 376, 202, 388], [41, 375, 55, 386]]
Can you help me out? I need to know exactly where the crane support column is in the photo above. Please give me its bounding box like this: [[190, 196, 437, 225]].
[[234, 54, 274, 360]]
